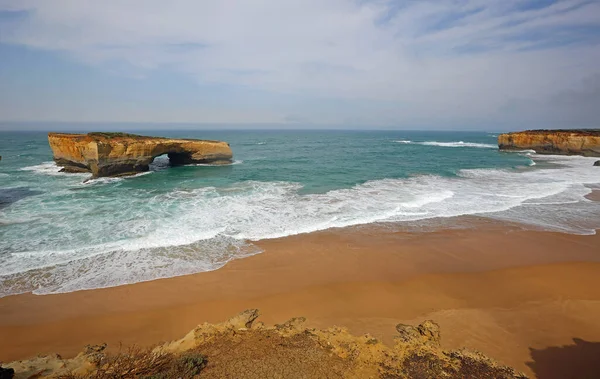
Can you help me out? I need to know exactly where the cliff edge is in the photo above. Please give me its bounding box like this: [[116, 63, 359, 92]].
[[498, 129, 600, 157], [3, 310, 527, 379], [48, 132, 233, 178]]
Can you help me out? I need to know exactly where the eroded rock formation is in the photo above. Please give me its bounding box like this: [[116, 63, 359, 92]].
[[48, 132, 233, 177], [5, 310, 527, 378], [498, 129, 600, 157]]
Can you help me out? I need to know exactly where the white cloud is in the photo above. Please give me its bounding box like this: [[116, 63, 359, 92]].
[[0, 0, 599, 126]]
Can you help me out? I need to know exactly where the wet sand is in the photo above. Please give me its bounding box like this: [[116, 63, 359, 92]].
[[1, 217, 600, 377], [586, 189, 600, 202]]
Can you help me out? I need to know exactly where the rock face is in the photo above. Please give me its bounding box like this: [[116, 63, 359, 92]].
[[498, 129, 600, 157], [5, 310, 527, 379], [395, 319, 441, 347], [48, 132, 233, 177]]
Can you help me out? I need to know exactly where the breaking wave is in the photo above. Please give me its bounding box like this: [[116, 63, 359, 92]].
[[20, 162, 78, 176], [190, 160, 244, 167], [2, 153, 600, 297], [395, 140, 497, 148]]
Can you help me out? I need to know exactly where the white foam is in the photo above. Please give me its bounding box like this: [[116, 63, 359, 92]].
[[83, 171, 153, 185], [0, 238, 261, 296], [502, 149, 537, 154], [0, 216, 40, 225], [21, 159, 173, 184], [83, 177, 123, 185], [20, 161, 78, 176], [395, 140, 497, 148], [189, 160, 243, 167], [420, 141, 497, 148], [2, 153, 600, 297]]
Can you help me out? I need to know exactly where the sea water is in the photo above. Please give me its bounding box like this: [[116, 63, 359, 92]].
[[1, 129, 599, 297]]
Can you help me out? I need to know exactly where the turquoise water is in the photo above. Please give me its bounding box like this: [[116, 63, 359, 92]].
[[1, 130, 599, 296]]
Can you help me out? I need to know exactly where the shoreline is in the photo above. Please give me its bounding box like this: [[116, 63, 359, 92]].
[[2, 216, 600, 376]]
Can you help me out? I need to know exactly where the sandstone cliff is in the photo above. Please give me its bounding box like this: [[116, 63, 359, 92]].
[[3, 310, 527, 379], [498, 129, 600, 157], [48, 132, 233, 177]]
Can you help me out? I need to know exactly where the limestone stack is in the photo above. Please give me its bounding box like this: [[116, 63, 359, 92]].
[[498, 130, 600, 157], [48, 132, 233, 177]]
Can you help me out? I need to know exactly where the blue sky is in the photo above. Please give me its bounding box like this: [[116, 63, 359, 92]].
[[0, 0, 599, 130]]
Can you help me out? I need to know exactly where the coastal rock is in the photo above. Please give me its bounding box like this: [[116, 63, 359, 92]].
[[594, 160, 600, 166], [48, 132, 233, 178], [5, 310, 527, 378], [395, 320, 441, 347], [498, 129, 600, 157], [224, 308, 260, 329]]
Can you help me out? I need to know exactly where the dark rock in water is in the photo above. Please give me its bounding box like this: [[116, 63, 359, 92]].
[[0, 366, 14, 379], [58, 163, 91, 174], [0, 187, 42, 209], [594, 161, 600, 166]]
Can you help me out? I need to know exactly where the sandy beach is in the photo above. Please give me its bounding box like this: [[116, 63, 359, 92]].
[[2, 1, 600, 376], [2, 214, 600, 378]]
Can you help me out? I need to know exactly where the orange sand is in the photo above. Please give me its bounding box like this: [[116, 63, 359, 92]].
[[1, 217, 600, 378]]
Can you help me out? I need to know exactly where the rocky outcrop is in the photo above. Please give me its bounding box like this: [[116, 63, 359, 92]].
[[594, 161, 600, 166], [498, 129, 600, 157], [48, 132, 233, 178], [395, 319, 441, 347], [5, 310, 527, 378]]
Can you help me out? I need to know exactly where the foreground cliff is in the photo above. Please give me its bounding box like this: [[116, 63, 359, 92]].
[[498, 129, 600, 157], [3, 310, 526, 379], [48, 132, 233, 178]]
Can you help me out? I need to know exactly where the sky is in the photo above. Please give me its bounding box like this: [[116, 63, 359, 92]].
[[0, 0, 599, 130]]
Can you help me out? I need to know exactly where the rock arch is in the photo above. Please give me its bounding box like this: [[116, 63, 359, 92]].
[[48, 132, 233, 178]]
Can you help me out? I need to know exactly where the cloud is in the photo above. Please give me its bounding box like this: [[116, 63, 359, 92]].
[[0, 0, 599, 126], [500, 73, 600, 127]]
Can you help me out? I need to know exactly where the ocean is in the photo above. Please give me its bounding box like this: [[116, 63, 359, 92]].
[[1, 129, 599, 297]]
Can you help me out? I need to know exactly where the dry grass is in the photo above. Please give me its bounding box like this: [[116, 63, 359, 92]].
[[57, 346, 206, 379], [87, 132, 154, 140]]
